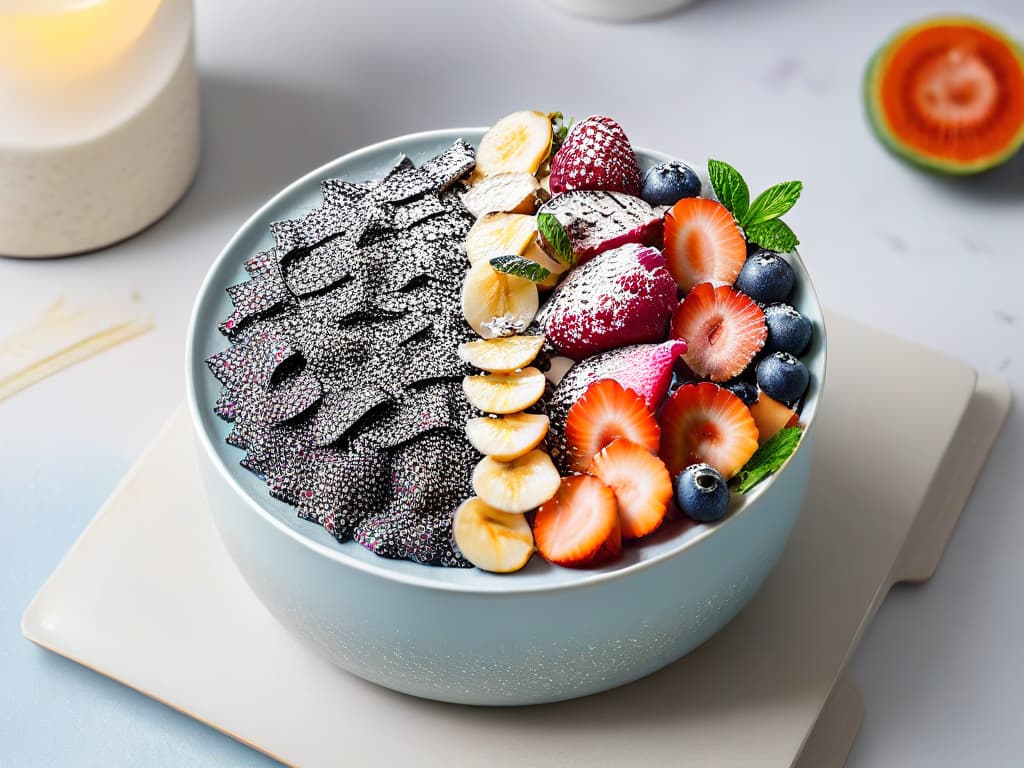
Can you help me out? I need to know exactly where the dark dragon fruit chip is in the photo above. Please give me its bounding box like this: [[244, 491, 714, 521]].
[[206, 141, 481, 568]]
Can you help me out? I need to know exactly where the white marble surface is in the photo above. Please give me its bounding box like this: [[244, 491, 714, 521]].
[[0, 0, 1021, 765]]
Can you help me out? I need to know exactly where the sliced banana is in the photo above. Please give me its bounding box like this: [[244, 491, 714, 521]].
[[464, 214, 564, 289], [461, 172, 541, 219], [466, 413, 550, 461], [521, 239, 566, 288], [472, 110, 553, 182], [461, 262, 538, 339], [472, 449, 562, 514], [453, 497, 535, 573], [465, 213, 537, 266], [458, 335, 545, 373], [463, 367, 546, 414]]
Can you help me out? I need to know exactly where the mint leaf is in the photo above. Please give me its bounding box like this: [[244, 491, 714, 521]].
[[745, 218, 799, 252], [537, 212, 575, 266], [489, 254, 552, 283], [707, 159, 749, 221], [744, 181, 803, 227], [549, 112, 573, 156], [731, 426, 804, 493]]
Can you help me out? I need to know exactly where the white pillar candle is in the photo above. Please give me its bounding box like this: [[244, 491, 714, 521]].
[[0, 0, 199, 258]]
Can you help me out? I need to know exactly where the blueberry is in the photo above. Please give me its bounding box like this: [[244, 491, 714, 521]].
[[674, 464, 730, 523], [641, 161, 702, 207], [735, 250, 795, 303], [756, 352, 809, 402], [763, 303, 812, 356], [722, 378, 758, 406]]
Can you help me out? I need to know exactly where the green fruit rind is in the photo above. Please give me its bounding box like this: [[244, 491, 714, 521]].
[[864, 15, 1024, 175]]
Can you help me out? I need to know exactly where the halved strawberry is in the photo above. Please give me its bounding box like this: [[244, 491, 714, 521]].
[[663, 198, 747, 291], [563, 379, 660, 472], [749, 392, 800, 446], [590, 438, 673, 539], [672, 283, 767, 382], [659, 382, 759, 479], [533, 475, 622, 567]]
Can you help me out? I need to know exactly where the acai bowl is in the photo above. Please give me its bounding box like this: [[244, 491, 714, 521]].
[[186, 113, 826, 706]]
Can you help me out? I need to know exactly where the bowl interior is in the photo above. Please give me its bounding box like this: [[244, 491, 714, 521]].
[[186, 128, 826, 593]]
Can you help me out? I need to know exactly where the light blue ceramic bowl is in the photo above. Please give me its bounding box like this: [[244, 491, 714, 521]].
[[186, 129, 826, 706]]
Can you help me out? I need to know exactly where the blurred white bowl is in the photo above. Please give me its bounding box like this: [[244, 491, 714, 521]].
[[545, 0, 698, 21]]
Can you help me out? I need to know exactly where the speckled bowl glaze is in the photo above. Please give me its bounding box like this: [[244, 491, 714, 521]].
[[186, 129, 826, 706]]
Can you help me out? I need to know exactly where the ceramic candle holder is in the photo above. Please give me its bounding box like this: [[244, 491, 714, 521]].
[[0, 0, 199, 258]]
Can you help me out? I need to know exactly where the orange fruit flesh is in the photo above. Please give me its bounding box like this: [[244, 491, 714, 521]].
[[878, 21, 1024, 164]]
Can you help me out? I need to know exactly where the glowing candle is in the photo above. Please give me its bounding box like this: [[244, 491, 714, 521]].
[[0, 0, 199, 258], [0, 0, 162, 81]]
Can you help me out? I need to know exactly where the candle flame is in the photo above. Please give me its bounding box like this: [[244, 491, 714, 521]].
[[0, 0, 162, 80]]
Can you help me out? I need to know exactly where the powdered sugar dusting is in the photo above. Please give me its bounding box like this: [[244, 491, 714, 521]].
[[545, 340, 687, 473], [549, 115, 642, 196], [540, 243, 677, 359], [539, 190, 663, 263]]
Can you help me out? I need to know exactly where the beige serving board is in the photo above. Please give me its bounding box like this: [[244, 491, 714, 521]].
[[22, 311, 1010, 767]]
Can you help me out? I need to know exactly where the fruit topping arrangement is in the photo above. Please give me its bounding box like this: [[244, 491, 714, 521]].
[[451, 110, 817, 574], [207, 108, 816, 574]]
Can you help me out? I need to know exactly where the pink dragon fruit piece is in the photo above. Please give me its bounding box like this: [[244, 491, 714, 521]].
[[546, 339, 688, 472], [539, 190, 664, 265], [540, 243, 678, 360]]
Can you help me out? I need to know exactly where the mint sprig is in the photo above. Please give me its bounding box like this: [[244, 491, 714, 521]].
[[708, 159, 750, 222], [744, 219, 799, 253], [731, 426, 804, 494], [548, 112, 574, 157], [490, 254, 551, 283], [537, 212, 575, 267], [745, 180, 802, 225], [708, 159, 802, 252]]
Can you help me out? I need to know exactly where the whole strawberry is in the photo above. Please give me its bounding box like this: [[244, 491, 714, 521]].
[[549, 115, 642, 197]]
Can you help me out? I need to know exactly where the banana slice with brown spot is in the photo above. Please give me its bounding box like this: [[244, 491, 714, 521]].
[[453, 497, 535, 573], [464, 214, 565, 289], [465, 213, 537, 266], [461, 262, 538, 339], [471, 110, 553, 183], [458, 335, 545, 373], [472, 449, 562, 514], [461, 172, 541, 219], [521, 240, 566, 289], [463, 367, 546, 414], [466, 413, 550, 461]]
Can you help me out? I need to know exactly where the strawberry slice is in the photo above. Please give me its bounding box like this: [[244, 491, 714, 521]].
[[659, 382, 759, 479], [590, 438, 673, 539], [533, 474, 622, 567], [663, 198, 747, 291], [563, 379, 661, 473], [672, 282, 767, 382]]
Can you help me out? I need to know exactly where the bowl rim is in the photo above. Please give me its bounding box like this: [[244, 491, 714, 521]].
[[185, 127, 828, 595]]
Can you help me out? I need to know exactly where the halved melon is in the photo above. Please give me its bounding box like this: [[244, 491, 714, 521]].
[[865, 16, 1024, 173]]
